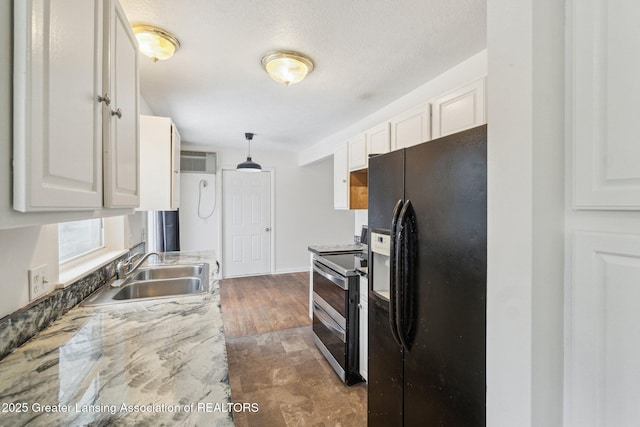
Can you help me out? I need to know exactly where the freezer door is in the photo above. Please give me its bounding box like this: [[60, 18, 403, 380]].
[[368, 150, 405, 232], [403, 125, 487, 426], [367, 148, 405, 426]]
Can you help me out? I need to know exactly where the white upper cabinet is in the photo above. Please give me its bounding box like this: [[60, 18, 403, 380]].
[[390, 103, 431, 150], [13, 0, 139, 212], [139, 116, 181, 211], [334, 141, 349, 210], [103, 0, 140, 208], [571, 0, 640, 209], [431, 77, 486, 139], [366, 123, 390, 155], [348, 133, 367, 171], [13, 0, 104, 211]]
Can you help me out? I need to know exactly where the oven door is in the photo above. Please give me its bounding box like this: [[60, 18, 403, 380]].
[[312, 301, 346, 381], [312, 260, 348, 325]]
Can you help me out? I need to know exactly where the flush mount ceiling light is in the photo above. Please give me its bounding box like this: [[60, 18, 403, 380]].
[[132, 24, 180, 62], [237, 133, 262, 172], [261, 50, 314, 86]]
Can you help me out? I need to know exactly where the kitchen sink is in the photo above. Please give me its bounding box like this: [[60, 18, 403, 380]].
[[131, 265, 204, 281], [113, 277, 203, 300], [82, 263, 209, 306]]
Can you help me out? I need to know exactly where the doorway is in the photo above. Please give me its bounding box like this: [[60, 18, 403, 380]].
[[221, 169, 272, 278]]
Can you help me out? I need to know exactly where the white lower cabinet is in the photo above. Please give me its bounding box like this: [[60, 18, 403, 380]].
[[431, 77, 486, 139], [139, 116, 181, 211], [359, 274, 368, 381], [13, 0, 139, 213]]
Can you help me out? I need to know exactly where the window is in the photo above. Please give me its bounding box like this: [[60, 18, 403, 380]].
[[58, 218, 104, 263]]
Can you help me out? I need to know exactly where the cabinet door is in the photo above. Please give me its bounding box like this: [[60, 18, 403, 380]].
[[390, 104, 431, 150], [367, 123, 390, 155], [432, 78, 486, 139], [348, 134, 367, 171], [139, 116, 172, 211], [103, 0, 139, 208], [571, 0, 640, 209], [334, 142, 349, 210], [13, 0, 104, 211], [171, 124, 181, 209]]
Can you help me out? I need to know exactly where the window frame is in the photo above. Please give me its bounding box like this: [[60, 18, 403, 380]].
[[57, 216, 128, 286]]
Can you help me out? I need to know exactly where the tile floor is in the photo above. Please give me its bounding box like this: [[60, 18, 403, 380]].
[[220, 273, 367, 427]]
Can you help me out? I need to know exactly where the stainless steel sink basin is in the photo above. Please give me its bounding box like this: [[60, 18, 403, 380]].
[[131, 265, 204, 281], [82, 263, 209, 306], [113, 277, 203, 300]]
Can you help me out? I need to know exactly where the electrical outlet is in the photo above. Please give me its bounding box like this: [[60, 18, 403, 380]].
[[28, 264, 48, 301]]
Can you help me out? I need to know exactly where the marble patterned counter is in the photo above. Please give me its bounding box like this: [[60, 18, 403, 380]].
[[0, 251, 234, 426]]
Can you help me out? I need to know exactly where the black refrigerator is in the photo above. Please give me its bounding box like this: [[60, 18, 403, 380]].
[[367, 125, 487, 427]]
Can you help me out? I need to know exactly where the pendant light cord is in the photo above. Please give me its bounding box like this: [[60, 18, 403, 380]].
[[197, 179, 216, 219]]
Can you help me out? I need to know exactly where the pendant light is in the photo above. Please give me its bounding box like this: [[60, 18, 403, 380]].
[[236, 133, 262, 172]]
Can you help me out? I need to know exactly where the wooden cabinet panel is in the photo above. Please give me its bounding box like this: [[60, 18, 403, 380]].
[[13, 0, 104, 211], [390, 103, 431, 150], [432, 78, 486, 139]]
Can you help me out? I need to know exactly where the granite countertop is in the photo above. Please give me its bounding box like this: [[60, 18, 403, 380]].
[[307, 243, 366, 255], [0, 251, 233, 426]]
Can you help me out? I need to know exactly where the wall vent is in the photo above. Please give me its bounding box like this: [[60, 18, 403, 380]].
[[180, 151, 217, 174]]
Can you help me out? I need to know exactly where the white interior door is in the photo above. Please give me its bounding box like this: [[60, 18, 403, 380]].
[[222, 170, 271, 278]]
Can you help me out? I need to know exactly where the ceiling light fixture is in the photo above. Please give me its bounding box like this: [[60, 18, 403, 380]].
[[132, 24, 180, 62], [261, 50, 314, 86], [237, 133, 262, 173]]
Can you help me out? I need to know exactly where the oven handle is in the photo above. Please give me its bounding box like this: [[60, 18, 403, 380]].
[[313, 261, 348, 290], [313, 302, 346, 342]]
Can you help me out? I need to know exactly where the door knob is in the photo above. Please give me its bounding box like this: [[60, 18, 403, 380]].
[[265, 227, 271, 232]]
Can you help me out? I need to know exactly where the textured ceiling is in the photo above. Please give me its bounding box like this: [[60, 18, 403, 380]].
[[120, 0, 486, 152]]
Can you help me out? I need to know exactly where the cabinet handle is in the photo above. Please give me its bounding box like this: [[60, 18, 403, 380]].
[[265, 227, 271, 232], [97, 93, 111, 105], [342, 179, 347, 183], [111, 108, 122, 119]]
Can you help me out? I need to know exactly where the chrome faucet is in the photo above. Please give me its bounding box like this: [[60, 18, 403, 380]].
[[113, 252, 163, 287]]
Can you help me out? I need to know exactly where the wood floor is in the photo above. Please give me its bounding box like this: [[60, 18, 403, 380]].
[[220, 272, 367, 427]]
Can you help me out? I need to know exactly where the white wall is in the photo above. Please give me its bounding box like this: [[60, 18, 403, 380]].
[[298, 50, 488, 166], [0, 212, 146, 319], [180, 145, 354, 274], [486, 0, 565, 425], [180, 172, 218, 252]]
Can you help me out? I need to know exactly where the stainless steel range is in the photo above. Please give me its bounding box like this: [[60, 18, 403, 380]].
[[311, 252, 365, 385]]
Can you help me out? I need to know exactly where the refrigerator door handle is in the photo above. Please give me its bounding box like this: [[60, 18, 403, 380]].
[[397, 200, 416, 351], [389, 199, 404, 347]]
